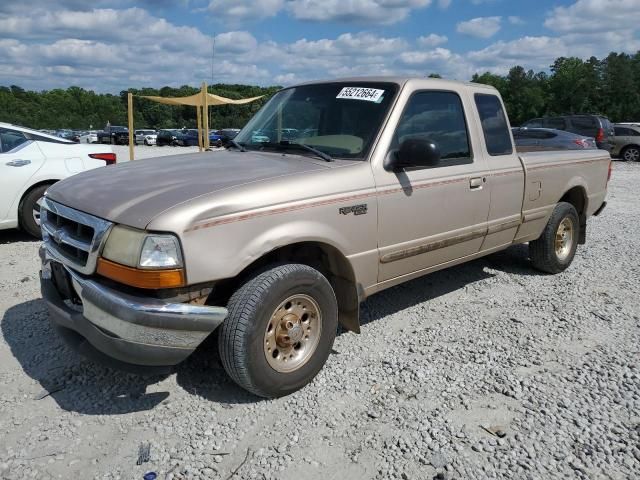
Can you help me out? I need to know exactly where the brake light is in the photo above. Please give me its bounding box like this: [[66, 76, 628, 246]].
[[573, 139, 587, 148], [596, 128, 605, 142], [89, 152, 117, 165]]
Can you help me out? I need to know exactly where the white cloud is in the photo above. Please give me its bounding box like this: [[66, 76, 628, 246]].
[[417, 33, 448, 47], [544, 0, 640, 33], [456, 16, 502, 38], [437, 0, 452, 8], [2, 1, 640, 93], [214, 31, 258, 53], [204, 0, 284, 22], [286, 0, 433, 24], [507, 16, 524, 25]]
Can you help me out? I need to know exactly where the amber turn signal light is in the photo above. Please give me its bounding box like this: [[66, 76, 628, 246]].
[[97, 257, 185, 289]]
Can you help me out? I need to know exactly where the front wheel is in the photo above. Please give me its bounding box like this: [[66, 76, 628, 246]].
[[218, 264, 338, 398], [529, 202, 579, 274]]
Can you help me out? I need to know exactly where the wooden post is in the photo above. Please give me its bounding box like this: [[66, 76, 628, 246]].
[[196, 103, 203, 152], [203, 82, 210, 150], [127, 92, 134, 161]]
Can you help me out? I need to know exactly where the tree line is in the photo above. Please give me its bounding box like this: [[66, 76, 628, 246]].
[[0, 84, 280, 131], [471, 52, 640, 125], [1, 51, 639, 131]]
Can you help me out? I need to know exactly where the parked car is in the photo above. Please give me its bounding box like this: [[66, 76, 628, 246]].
[[209, 130, 223, 147], [0, 122, 115, 238], [175, 129, 200, 147], [216, 128, 241, 147], [39, 77, 610, 398], [135, 129, 157, 146], [79, 130, 99, 144], [612, 124, 640, 161], [97, 125, 129, 145], [156, 129, 180, 146], [512, 127, 597, 151], [55, 130, 80, 143], [522, 115, 614, 152]]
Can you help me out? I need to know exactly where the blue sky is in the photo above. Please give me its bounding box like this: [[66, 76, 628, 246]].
[[1, 0, 639, 92]]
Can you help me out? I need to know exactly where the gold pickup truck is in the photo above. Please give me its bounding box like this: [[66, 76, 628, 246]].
[[39, 77, 610, 397]]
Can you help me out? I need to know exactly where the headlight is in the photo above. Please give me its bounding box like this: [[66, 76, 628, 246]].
[[99, 226, 185, 288], [140, 235, 182, 268], [102, 225, 183, 269]]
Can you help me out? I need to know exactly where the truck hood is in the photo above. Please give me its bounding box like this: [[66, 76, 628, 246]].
[[46, 150, 330, 229]]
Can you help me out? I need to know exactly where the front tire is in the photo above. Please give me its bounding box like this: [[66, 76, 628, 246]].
[[19, 184, 51, 239], [218, 264, 338, 398], [529, 202, 579, 274]]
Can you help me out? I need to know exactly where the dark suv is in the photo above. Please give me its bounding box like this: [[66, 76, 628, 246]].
[[522, 115, 614, 152]]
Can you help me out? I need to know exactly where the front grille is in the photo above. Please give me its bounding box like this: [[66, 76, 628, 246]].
[[41, 198, 112, 275]]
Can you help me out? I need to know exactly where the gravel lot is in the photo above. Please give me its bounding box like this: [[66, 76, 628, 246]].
[[1, 160, 639, 480]]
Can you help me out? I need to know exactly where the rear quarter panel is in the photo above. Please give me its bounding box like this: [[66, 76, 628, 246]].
[[515, 149, 610, 243]]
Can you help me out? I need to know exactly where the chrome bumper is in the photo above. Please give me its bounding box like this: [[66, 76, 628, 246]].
[[40, 248, 227, 368]]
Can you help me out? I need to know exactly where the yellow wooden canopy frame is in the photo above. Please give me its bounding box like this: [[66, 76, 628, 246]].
[[126, 82, 263, 160]]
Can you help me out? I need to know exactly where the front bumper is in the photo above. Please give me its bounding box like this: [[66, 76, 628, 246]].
[[40, 250, 227, 371]]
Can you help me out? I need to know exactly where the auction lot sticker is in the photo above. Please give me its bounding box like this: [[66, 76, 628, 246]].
[[336, 87, 385, 103]]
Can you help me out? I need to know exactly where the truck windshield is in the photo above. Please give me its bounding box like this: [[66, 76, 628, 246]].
[[235, 82, 399, 160]]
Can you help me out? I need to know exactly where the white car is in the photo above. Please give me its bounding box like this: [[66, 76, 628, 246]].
[[135, 129, 157, 145], [79, 130, 99, 144], [0, 122, 116, 238]]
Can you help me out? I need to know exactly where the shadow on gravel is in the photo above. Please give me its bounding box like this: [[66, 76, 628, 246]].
[[2, 298, 259, 411], [175, 335, 260, 405], [1, 299, 170, 415], [356, 244, 540, 330], [2, 244, 541, 411], [0, 229, 39, 244]]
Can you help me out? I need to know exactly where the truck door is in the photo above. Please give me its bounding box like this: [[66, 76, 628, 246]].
[[373, 89, 491, 282], [472, 93, 525, 251]]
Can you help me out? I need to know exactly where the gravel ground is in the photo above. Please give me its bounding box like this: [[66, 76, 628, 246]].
[[1, 161, 639, 480]]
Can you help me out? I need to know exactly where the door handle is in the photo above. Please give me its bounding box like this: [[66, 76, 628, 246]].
[[469, 177, 485, 189], [6, 159, 31, 167]]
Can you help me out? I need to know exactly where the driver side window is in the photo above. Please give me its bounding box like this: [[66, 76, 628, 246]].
[[392, 91, 472, 167]]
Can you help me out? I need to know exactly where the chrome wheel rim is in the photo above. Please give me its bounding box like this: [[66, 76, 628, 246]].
[[264, 294, 322, 373], [32, 196, 44, 226], [555, 217, 574, 261], [624, 148, 640, 162]]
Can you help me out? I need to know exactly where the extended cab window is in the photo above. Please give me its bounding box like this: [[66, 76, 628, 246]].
[[393, 91, 471, 165], [474, 94, 513, 156]]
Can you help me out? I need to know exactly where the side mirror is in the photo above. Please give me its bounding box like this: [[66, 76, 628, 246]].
[[384, 138, 441, 171]]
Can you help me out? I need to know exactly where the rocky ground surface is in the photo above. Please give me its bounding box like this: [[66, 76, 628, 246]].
[[0, 160, 638, 480]]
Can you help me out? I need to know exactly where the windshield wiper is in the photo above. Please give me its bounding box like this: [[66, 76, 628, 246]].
[[228, 139, 246, 152], [276, 141, 333, 162]]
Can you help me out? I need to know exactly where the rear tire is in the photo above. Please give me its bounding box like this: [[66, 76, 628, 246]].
[[218, 264, 338, 398], [621, 146, 640, 162], [529, 202, 579, 274], [19, 184, 51, 239]]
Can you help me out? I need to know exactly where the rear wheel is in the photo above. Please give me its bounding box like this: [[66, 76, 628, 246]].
[[621, 146, 640, 162], [529, 202, 579, 274], [19, 184, 51, 239], [218, 264, 338, 398]]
